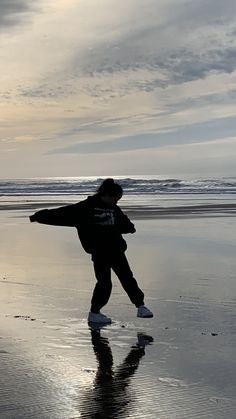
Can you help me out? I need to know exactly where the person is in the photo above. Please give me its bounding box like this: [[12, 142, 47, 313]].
[[29, 178, 153, 323]]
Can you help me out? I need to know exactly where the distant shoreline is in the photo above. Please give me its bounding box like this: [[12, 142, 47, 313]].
[[1, 201, 236, 219]]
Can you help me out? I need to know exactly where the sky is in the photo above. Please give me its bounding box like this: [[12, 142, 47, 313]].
[[1, 0, 236, 178]]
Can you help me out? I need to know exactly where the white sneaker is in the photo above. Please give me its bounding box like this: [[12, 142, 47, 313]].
[[88, 312, 112, 324], [137, 305, 153, 318]]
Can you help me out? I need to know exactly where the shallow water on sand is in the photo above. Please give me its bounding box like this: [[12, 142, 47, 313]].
[[0, 212, 236, 418]]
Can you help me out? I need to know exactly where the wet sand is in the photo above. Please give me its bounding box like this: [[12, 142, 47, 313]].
[[1, 201, 236, 218], [0, 210, 236, 418]]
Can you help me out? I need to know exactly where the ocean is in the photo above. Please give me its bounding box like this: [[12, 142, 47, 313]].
[[0, 176, 236, 214]]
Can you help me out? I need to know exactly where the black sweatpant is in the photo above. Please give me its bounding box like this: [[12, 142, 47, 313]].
[[91, 251, 144, 313]]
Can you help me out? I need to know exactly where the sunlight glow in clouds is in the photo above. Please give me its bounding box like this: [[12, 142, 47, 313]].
[[0, 0, 236, 177]]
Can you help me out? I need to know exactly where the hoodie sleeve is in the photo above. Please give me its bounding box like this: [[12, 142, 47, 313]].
[[116, 207, 136, 234], [29, 202, 84, 227]]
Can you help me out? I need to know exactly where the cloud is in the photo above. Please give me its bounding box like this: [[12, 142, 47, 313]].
[[0, 0, 37, 28], [13, 0, 236, 103], [63, 0, 236, 97], [20, 85, 68, 99], [18, 43, 236, 101], [49, 115, 236, 155], [76, 37, 236, 92]]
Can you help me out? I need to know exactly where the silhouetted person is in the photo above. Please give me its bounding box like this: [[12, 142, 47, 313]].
[[29, 178, 153, 323], [79, 327, 153, 418]]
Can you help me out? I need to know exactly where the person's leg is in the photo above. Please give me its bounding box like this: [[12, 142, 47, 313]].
[[111, 252, 144, 307], [90, 254, 112, 313]]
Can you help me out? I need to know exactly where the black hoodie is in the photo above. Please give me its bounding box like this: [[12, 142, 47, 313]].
[[29, 195, 135, 255]]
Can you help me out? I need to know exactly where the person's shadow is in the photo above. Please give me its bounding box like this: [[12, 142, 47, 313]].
[[79, 326, 153, 418]]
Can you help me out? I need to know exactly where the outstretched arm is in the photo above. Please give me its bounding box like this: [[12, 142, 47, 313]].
[[29, 203, 82, 227]]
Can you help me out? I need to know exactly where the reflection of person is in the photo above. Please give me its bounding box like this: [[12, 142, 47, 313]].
[[29, 178, 153, 323], [79, 328, 153, 418]]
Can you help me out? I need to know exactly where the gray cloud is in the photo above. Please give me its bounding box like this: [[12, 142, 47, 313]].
[[158, 47, 236, 85], [163, 90, 236, 115], [16, 0, 236, 102], [49, 115, 236, 155], [77, 42, 236, 92], [67, 0, 236, 94], [0, 0, 36, 28], [31, 43, 236, 102], [47, 87, 236, 146], [57, 114, 140, 139], [20, 85, 70, 99]]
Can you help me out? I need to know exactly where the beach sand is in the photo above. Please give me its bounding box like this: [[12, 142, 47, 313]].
[[0, 209, 236, 418]]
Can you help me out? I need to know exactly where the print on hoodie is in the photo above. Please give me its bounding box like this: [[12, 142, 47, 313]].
[[94, 207, 116, 226]]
